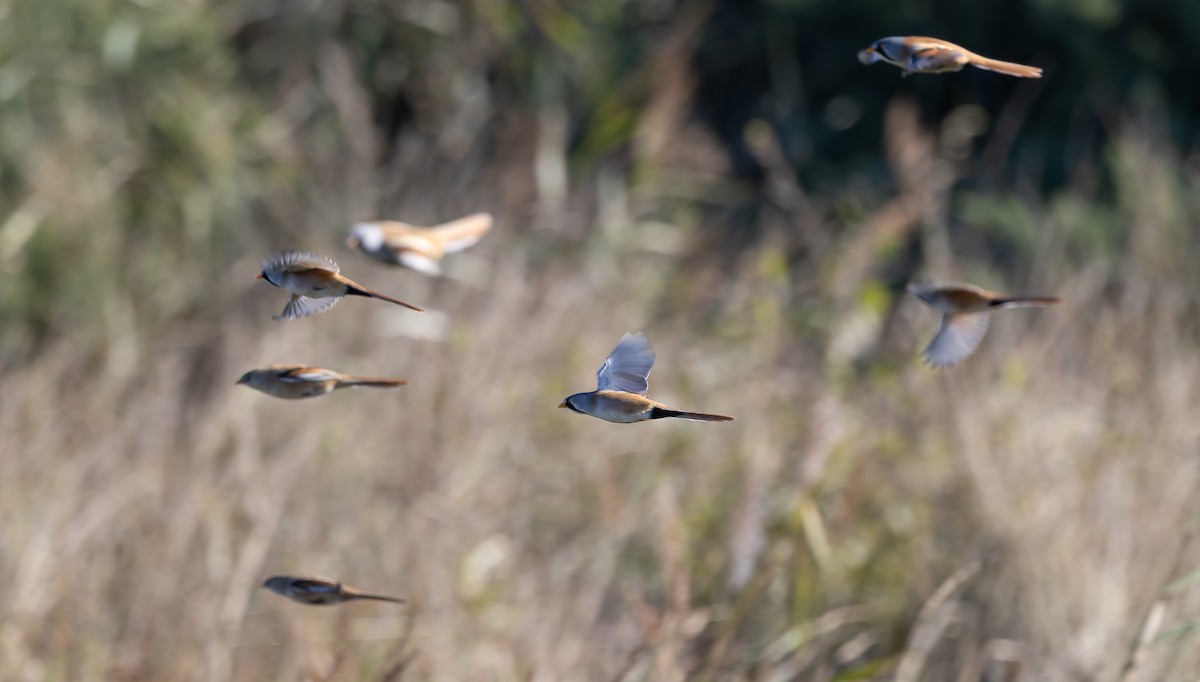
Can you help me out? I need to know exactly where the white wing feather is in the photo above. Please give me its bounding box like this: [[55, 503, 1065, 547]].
[[276, 295, 339, 321], [263, 251, 340, 274]]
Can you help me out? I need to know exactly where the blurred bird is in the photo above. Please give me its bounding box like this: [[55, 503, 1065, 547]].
[[908, 281, 1062, 368], [558, 332, 735, 423], [262, 575, 406, 605], [256, 251, 423, 320], [346, 212, 494, 276], [236, 365, 407, 399], [858, 37, 1042, 78]]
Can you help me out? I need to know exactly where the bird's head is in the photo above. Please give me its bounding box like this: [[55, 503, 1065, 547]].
[[261, 576, 289, 595], [235, 370, 267, 390], [558, 393, 592, 415], [905, 281, 940, 306], [858, 45, 881, 65], [347, 223, 385, 252]]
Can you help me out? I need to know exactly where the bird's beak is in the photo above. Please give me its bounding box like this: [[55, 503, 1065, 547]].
[[857, 47, 877, 65], [255, 273, 264, 280], [235, 377, 247, 385], [557, 401, 567, 409], [346, 234, 360, 249]]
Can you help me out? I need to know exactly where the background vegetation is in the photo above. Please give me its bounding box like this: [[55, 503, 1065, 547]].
[[3, 0, 1200, 679]]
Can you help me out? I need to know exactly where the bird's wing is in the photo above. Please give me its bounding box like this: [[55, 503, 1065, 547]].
[[397, 251, 443, 276], [379, 229, 434, 252], [264, 251, 340, 274], [595, 332, 656, 395], [923, 313, 990, 368], [289, 578, 340, 595], [275, 295, 339, 321], [908, 46, 970, 72], [433, 212, 493, 253], [278, 367, 342, 383]]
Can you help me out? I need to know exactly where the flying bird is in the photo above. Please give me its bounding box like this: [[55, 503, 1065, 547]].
[[558, 332, 734, 423], [907, 281, 1061, 368], [256, 251, 423, 320], [236, 365, 407, 399], [858, 37, 1042, 78], [346, 212, 494, 276], [262, 575, 406, 606]]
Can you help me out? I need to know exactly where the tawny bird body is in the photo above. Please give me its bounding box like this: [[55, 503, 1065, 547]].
[[236, 365, 407, 399], [346, 212, 494, 276], [256, 251, 423, 320], [558, 332, 734, 424], [262, 575, 406, 606], [908, 282, 1062, 368], [858, 37, 1042, 78]]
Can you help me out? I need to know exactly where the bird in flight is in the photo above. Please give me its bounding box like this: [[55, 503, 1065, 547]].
[[236, 365, 407, 399], [256, 251, 423, 320], [346, 212, 494, 276], [858, 37, 1042, 78], [261, 575, 407, 606], [907, 281, 1061, 368], [559, 332, 734, 423]]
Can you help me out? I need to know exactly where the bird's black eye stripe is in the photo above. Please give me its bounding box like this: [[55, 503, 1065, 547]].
[[564, 399, 582, 414]]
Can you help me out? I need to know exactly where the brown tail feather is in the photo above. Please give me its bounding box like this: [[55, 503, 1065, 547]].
[[433, 212, 493, 251], [969, 56, 1042, 78], [346, 285, 424, 312], [651, 407, 735, 422], [344, 591, 407, 604], [992, 295, 1062, 308], [338, 377, 408, 389]]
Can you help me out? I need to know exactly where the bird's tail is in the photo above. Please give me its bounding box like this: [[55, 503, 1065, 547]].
[[650, 407, 735, 423], [344, 590, 407, 604], [346, 285, 424, 312], [338, 376, 408, 389], [969, 56, 1042, 78], [991, 295, 1062, 308], [433, 212, 494, 253]]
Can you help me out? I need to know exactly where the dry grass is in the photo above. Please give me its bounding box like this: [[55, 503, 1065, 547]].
[[3, 2, 1200, 680]]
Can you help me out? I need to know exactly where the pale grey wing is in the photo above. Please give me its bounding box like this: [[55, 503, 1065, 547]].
[[289, 579, 340, 596], [923, 313, 990, 368], [275, 295, 339, 321], [397, 250, 443, 276], [909, 47, 969, 73], [263, 251, 340, 274], [595, 332, 656, 395]]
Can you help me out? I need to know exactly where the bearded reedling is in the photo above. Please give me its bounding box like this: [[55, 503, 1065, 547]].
[[346, 212, 494, 276], [907, 281, 1061, 368], [858, 36, 1042, 78], [261, 576, 406, 606], [236, 365, 407, 399], [558, 332, 734, 423], [256, 251, 423, 320]]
